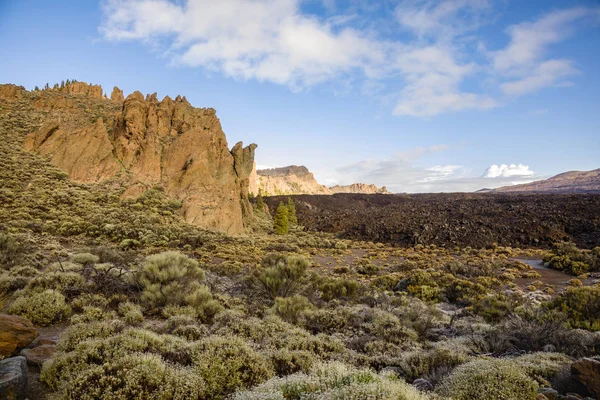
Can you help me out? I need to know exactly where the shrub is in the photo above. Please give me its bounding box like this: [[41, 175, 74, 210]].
[[233, 361, 428, 400], [138, 251, 219, 318], [118, 302, 144, 325], [0, 233, 25, 269], [252, 254, 308, 300], [437, 359, 539, 400], [398, 346, 470, 383], [43, 351, 204, 400], [269, 348, 315, 375], [548, 286, 600, 330], [8, 289, 71, 325], [271, 295, 314, 324], [190, 335, 274, 398], [319, 278, 359, 301], [70, 252, 100, 266]]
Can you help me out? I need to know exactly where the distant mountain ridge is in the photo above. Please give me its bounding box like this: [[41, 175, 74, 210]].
[[250, 165, 390, 196], [489, 168, 600, 193]]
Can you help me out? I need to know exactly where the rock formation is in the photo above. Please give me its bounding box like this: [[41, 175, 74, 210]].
[[329, 183, 390, 194], [254, 165, 332, 196], [0, 357, 27, 400], [489, 169, 600, 193], [18, 81, 257, 234], [251, 164, 392, 196], [0, 314, 38, 358]]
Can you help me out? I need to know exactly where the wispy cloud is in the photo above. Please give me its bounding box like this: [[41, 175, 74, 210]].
[[492, 7, 594, 96], [99, 1, 598, 116], [328, 146, 539, 192]]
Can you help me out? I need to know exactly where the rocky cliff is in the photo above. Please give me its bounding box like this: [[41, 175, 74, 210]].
[[252, 165, 392, 196], [11, 81, 256, 234], [489, 169, 600, 193], [253, 165, 332, 196], [329, 183, 390, 194]]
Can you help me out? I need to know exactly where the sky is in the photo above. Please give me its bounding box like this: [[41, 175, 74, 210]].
[[1, 0, 599, 193]]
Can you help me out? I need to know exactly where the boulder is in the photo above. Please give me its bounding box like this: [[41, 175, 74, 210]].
[[538, 388, 558, 400], [20, 345, 56, 366], [412, 378, 433, 392], [571, 358, 600, 398], [0, 356, 27, 400], [0, 314, 38, 358]]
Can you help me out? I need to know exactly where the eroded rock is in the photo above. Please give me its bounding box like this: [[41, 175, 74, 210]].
[[0, 314, 38, 358], [20, 345, 56, 366], [0, 356, 27, 400], [571, 357, 600, 398]]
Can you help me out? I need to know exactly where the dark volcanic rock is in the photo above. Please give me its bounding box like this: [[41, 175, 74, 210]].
[[0, 356, 27, 400], [263, 193, 600, 249]]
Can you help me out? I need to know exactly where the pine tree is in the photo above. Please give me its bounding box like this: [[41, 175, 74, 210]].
[[273, 201, 289, 235], [287, 197, 298, 226], [255, 191, 265, 212], [34, 86, 39, 91]]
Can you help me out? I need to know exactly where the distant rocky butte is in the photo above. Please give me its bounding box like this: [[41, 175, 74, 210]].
[[489, 169, 600, 193], [330, 183, 390, 194], [251, 165, 390, 196], [11, 81, 257, 234]]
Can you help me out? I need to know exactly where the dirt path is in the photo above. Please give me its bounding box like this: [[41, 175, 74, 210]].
[[512, 258, 594, 295]]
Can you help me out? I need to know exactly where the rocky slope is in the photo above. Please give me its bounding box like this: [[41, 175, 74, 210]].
[[329, 183, 390, 194], [3, 82, 256, 234], [252, 165, 391, 196], [489, 169, 600, 193], [253, 165, 332, 196]]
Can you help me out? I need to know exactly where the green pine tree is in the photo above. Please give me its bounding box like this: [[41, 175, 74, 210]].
[[34, 86, 39, 91], [273, 201, 289, 235], [287, 197, 298, 226], [255, 191, 265, 212]]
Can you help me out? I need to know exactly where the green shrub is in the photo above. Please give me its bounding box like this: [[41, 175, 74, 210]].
[[270, 348, 315, 376], [118, 302, 144, 325], [548, 286, 600, 330], [319, 278, 359, 301], [138, 251, 219, 319], [8, 289, 71, 325], [70, 252, 100, 266], [233, 361, 428, 400], [436, 359, 539, 400], [190, 335, 274, 398], [0, 233, 26, 270], [252, 254, 309, 300], [271, 295, 314, 324]]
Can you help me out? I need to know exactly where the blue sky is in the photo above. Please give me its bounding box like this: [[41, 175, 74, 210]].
[[1, 0, 599, 192]]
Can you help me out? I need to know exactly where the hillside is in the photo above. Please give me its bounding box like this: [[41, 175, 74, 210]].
[[1, 82, 256, 234], [490, 169, 600, 193]]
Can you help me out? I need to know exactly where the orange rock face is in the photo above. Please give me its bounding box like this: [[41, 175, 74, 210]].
[[18, 82, 257, 234], [0, 314, 38, 358]]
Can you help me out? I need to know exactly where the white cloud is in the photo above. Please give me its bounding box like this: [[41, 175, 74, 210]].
[[492, 7, 596, 96], [483, 164, 534, 178], [328, 149, 540, 192], [99, 1, 598, 115], [395, 0, 491, 38], [492, 7, 589, 73], [500, 59, 576, 96]]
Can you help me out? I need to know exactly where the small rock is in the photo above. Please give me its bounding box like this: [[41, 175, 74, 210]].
[[538, 387, 559, 400], [0, 314, 38, 358], [0, 356, 27, 400], [413, 378, 434, 392], [20, 344, 56, 366], [563, 394, 583, 400], [571, 357, 600, 397], [536, 394, 549, 400]]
